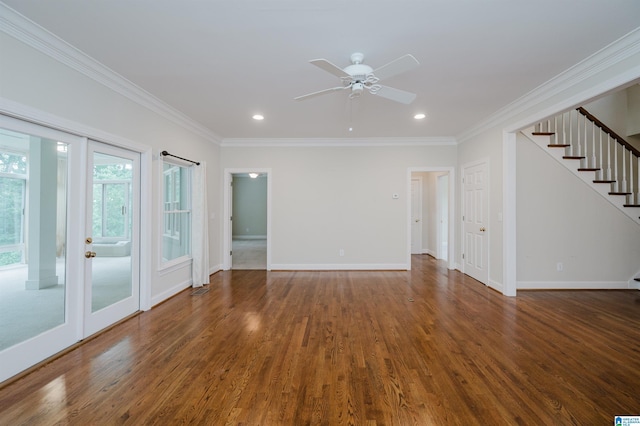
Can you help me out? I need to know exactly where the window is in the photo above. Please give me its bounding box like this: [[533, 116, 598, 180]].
[[162, 161, 191, 264], [0, 150, 27, 267], [92, 156, 132, 240]]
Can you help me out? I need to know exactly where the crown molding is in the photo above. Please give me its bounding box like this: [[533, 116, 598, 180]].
[[457, 26, 640, 143], [220, 136, 457, 148], [0, 2, 222, 145]]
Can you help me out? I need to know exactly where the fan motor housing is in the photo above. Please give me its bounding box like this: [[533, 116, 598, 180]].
[[344, 64, 373, 81]]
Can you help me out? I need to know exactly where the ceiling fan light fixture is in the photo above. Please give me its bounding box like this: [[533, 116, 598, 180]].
[[249, 172, 259, 178], [252, 114, 264, 120], [295, 52, 419, 105]]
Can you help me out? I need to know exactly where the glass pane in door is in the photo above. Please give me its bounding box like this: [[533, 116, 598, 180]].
[[90, 152, 132, 312], [0, 129, 67, 350]]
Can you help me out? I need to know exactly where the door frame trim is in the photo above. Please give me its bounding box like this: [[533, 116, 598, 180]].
[[406, 167, 455, 270], [222, 168, 272, 271]]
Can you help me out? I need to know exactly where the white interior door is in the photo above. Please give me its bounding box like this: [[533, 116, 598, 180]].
[[410, 178, 423, 254], [463, 162, 488, 284], [437, 174, 449, 261], [84, 141, 140, 337]]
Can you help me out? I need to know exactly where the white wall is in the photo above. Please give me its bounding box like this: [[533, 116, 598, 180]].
[[584, 89, 629, 138], [0, 31, 221, 304], [516, 133, 640, 288], [232, 175, 267, 237], [222, 144, 456, 269]]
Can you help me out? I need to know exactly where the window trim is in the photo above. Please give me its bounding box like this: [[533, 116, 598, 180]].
[[158, 156, 192, 271]]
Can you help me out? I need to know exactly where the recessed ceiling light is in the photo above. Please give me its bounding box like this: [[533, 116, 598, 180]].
[[252, 114, 264, 120], [414, 113, 426, 120], [249, 172, 259, 179]]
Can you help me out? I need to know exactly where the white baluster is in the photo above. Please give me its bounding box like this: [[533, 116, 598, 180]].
[[580, 117, 589, 167], [569, 110, 575, 155], [597, 130, 603, 180], [606, 135, 612, 181], [630, 152, 636, 204], [620, 147, 627, 193], [636, 155, 640, 205], [613, 138, 618, 191], [591, 123, 597, 169], [561, 112, 566, 147]]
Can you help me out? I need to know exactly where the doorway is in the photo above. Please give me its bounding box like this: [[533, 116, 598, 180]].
[[407, 168, 454, 270], [223, 169, 271, 271], [0, 117, 143, 383]]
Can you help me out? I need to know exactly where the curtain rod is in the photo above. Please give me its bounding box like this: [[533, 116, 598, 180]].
[[161, 150, 200, 165]]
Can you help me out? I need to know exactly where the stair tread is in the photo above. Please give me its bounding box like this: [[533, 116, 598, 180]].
[[623, 204, 640, 207], [548, 144, 570, 148], [609, 192, 632, 195], [563, 156, 585, 159], [577, 168, 601, 171], [593, 180, 616, 183], [635, 278, 640, 282], [532, 132, 555, 136]]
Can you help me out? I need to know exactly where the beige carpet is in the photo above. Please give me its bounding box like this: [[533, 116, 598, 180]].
[[232, 239, 267, 270], [0, 256, 132, 350]]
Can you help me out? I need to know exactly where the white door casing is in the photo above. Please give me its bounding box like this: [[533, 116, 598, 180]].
[[223, 168, 272, 271], [462, 161, 489, 284], [406, 167, 455, 270]]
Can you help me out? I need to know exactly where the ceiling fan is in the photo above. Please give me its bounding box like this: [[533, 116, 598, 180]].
[[294, 52, 420, 104]]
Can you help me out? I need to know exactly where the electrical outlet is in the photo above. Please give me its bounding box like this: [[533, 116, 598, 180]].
[[339, 249, 344, 256], [556, 262, 563, 272]]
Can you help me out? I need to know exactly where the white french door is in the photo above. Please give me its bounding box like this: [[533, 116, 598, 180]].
[[0, 115, 141, 383], [462, 161, 489, 284], [84, 141, 140, 337]]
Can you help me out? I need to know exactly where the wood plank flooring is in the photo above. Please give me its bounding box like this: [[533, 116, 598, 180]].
[[1, 255, 640, 425]]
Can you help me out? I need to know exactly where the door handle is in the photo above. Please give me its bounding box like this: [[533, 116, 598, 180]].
[[85, 251, 97, 259], [480, 227, 486, 232]]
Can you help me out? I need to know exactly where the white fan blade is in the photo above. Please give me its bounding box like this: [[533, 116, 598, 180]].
[[373, 85, 417, 104], [372, 54, 419, 81], [294, 86, 348, 101], [309, 59, 351, 78]]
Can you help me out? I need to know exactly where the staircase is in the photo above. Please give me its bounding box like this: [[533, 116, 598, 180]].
[[522, 107, 640, 288]]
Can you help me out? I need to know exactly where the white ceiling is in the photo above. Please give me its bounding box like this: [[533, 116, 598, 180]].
[[3, 0, 640, 141]]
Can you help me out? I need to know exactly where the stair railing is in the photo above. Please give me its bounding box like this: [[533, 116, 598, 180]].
[[534, 108, 640, 207]]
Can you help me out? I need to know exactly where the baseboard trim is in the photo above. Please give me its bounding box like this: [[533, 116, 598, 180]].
[[270, 263, 408, 271], [151, 279, 192, 307], [209, 264, 222, 275], [488, 279, 504, 293], [233, 235, 267, 240], [517, 281, 630, 290]]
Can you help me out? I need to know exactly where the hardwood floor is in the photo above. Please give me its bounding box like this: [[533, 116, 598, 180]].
[[1, 255, 639, 425]]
